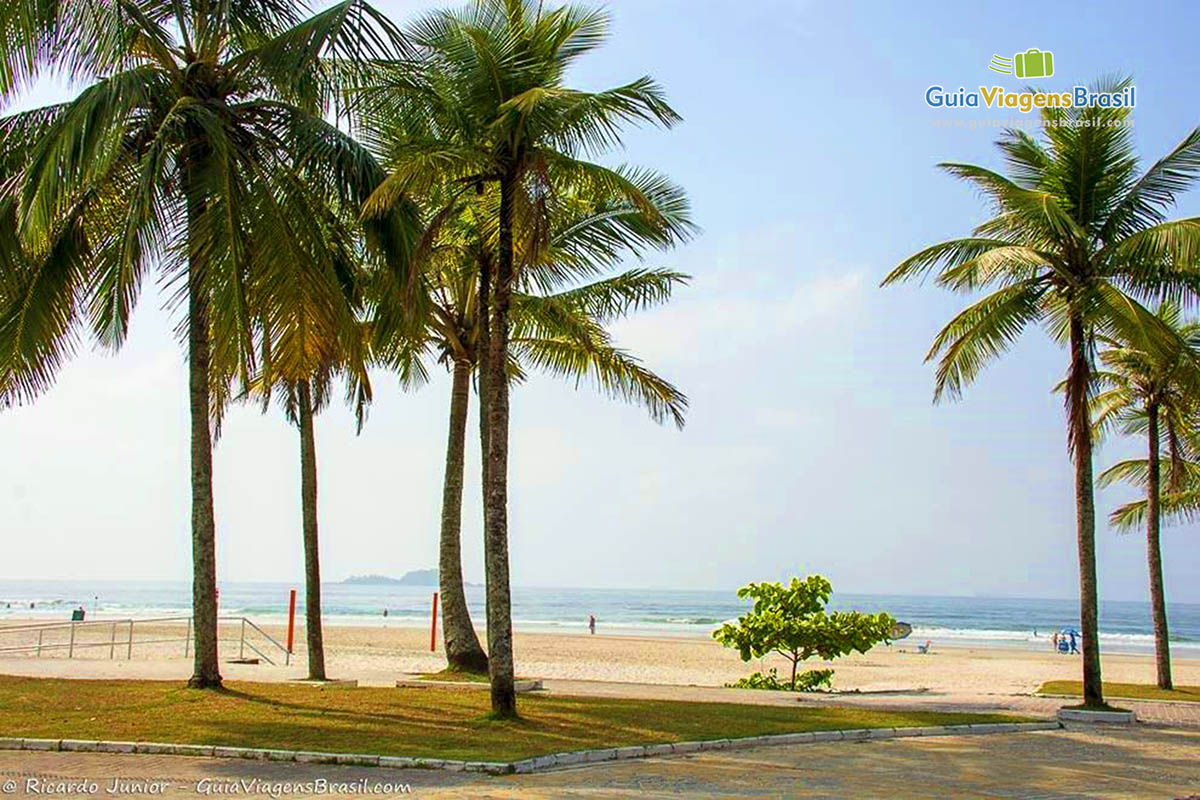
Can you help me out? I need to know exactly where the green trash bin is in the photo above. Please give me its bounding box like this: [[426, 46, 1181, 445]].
[[71, 608, 85, 621]]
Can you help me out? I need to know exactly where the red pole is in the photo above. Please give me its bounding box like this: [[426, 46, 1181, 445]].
[[430, 592, 439, 652], [286, 589, 296, 654]]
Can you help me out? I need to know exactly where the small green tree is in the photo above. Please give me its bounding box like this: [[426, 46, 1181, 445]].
[[713, 576, 895, 690]]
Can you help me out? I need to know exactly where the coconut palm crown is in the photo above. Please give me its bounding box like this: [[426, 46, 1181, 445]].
[[0, 0, 407, 688], [349, 0, 682, 716], [883, 77, 1200, 707], [1089, 303, 1200, 689], [366, 164, 693, 673]]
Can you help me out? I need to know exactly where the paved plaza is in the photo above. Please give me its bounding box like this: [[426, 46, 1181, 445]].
[[2, 725, 1197, 799]]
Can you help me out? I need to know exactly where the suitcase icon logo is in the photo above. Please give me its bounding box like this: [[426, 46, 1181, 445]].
[[989, 49, 1054, 79]]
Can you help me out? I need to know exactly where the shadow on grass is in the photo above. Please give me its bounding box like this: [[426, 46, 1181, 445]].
[[0, 675, 1033, 762]]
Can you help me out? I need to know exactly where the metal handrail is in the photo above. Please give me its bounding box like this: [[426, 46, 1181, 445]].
[[0, 615, 188, 634], [240, 618, 290, 657], [0, 615, 291, 664]]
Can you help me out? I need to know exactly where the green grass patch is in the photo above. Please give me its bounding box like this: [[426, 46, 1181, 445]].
[[417, 669, 490, 684], [1039, 680, 1200, 703], [0, 675, 1032, 762]]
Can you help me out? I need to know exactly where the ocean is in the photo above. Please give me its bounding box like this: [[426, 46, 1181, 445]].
[[1, 580, 1197, 655]]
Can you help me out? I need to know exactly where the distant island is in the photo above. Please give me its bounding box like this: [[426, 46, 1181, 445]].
[[343, 569, 438, 586]]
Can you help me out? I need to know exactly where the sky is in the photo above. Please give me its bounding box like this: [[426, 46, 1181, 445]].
[[3, 0, 1200, 604]]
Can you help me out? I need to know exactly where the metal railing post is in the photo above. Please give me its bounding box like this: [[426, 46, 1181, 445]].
[[0, 615, 292, 662]]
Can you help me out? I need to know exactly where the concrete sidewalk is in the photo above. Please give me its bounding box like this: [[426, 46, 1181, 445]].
[[537, 678, 1200, 728], [2, 726, 1197, 798]]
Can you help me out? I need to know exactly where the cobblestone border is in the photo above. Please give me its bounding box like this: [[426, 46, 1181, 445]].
[[0, 722, 1062, 776], [394, 677, 543, 692], [1056, 708, 1136, 724], [1037, 692, 1198, 707]]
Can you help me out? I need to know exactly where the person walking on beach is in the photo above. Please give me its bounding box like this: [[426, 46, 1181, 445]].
[[1068, 630, 1079, 654], [1051, 631, 1059, 652], [588, 615, 596, 635]]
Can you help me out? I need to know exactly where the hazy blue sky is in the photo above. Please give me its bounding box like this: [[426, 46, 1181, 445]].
[[3, 1, 1200, 603]]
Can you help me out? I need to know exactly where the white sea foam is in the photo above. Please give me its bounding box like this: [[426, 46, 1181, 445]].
[[906, 625, 1200, 652]]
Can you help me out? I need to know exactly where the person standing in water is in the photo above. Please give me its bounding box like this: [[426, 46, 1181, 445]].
[[588, 615, 596, 635]]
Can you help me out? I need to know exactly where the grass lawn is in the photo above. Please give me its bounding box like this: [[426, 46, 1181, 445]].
[[0, 676, 1031, 762], [1039, 680, 1200, 703], [417, 669, 491, 683]]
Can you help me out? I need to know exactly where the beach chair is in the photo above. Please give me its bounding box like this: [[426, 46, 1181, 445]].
[[916, 640, 932, 654]]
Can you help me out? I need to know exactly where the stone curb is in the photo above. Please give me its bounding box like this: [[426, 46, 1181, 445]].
[[286, 679, 360, 689], [1056, 708, 1137, 724], [1037, 692, 1198, 708], [394, 677, 543, 693], [0, 722, 1061, 776]]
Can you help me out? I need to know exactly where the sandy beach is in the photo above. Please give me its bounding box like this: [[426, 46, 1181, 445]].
[[1, 618, 1196, 695]]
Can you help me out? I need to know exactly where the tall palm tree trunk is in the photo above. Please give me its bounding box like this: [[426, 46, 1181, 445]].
[[297, 380, 326, 681], [1068, 317, 1103, 706], [483, 174, 517, 717], [478, 251, 492, 521], [185, 180, 221, 689], [439, 358, 489, 673], [477, 249, 494, 662], [1144, 403, 1173, 689]]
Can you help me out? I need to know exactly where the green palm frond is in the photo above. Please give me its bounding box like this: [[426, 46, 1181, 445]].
[[882, 238, 1038, 287], [512, 335, 686, 428], [0, 199, 89, 405], [535, 268, 688, 323], [1109, 488, 1200, 531], [888, 78, 1200, 412], [0, 0, 415, 421], [231, 0, 407, 113], [938, 162, 1087, 245], [1101, 126, 1200, 242], [925, 280, 1044, 401]]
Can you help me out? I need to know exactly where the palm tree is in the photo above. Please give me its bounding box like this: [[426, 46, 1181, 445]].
[[247, 179, 373, 683], [369, 170, 693, 674], [353, 0, 681, 715], [883, 79, 1200, 707], [0, 0, 403, 688], [1089, 303, 1200, 690], [253, 366, 369, 681]]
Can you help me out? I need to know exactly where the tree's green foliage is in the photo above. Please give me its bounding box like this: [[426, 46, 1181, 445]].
[[350, 0, 696, 427], [367, 169, 693, 426], [713, 576, 895, 691], [346, 0, 689, 717], [883, 79, 1200, 413], [0, 0, 410, 410], [0, 0, 412, 689], [727, 667, 834, 692], [883, 77, 1200, 706], [1086, 302, 1200, 530]]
